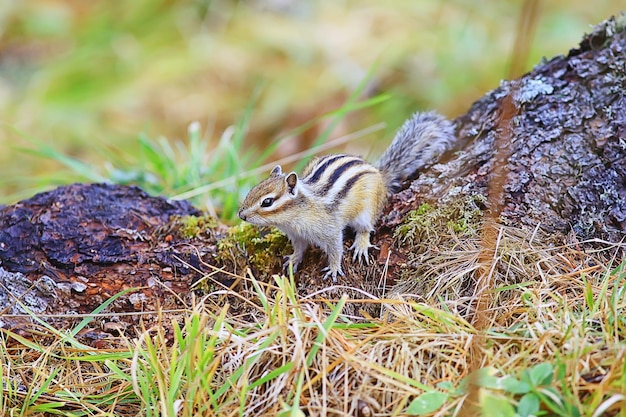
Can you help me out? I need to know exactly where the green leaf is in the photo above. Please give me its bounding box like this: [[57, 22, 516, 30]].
[[436, 381, 454, 391], [528, 363, 553, 386], [473, 368, 500, 389], [480, 393, 517, 417], [517, 393, 540, 417], [499, 375, 531, 394], [406, 391, 448, 415]]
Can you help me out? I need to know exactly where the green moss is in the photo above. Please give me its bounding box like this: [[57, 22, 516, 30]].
[[156, 214, 218, 241], [217, 223, 290, 272], [395, 203, 435, 244], [395, 195, 486, 247], [447, 196, 485, 234], [177, 215, 218, 239]]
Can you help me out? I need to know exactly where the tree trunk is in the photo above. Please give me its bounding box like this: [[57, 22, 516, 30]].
[[390, 15, 626, 241]]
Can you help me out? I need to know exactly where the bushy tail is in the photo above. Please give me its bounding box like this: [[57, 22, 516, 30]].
[[376, 111, 456, 193]]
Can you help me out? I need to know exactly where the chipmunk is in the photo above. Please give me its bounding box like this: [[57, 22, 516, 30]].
[[238, 111, 456, 281]]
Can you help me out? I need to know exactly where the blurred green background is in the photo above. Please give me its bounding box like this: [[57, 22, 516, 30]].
[[0, 0, 623, 220]]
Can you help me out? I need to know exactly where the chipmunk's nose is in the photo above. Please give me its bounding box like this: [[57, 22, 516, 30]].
[[238, 209, 246, 221]]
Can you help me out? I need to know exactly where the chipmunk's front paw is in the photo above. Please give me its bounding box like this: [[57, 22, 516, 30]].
[[282, 255, 301, 274]]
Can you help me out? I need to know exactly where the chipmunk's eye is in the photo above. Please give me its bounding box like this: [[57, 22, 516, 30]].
[[261, 197, 274, 207]]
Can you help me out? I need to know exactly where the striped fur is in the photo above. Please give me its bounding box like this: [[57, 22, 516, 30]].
[[238, 111, 456, 281], [301, 155, 380, 206]]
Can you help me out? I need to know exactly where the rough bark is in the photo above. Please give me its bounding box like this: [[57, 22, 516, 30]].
[[0, 183, 221, 334], [0, 17, 625, 335], [394, 16, 626, 240]]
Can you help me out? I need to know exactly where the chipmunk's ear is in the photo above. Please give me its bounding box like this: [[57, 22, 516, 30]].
[[270, 165, 283, 176], [285, 172, 298, 195]]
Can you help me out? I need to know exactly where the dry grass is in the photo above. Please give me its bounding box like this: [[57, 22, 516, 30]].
[[1, 225, 625, 416]]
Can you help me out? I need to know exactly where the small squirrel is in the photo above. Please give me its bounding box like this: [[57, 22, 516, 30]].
[[238, 111, 456, 281]]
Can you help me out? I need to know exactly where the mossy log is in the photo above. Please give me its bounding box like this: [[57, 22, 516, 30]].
[[0, 17, 625, 334]]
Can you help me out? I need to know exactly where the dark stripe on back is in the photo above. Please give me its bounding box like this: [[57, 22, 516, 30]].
[[316, 158, 364, 196], [333, 170, 373, 203], [304, 154, 347, 184]]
